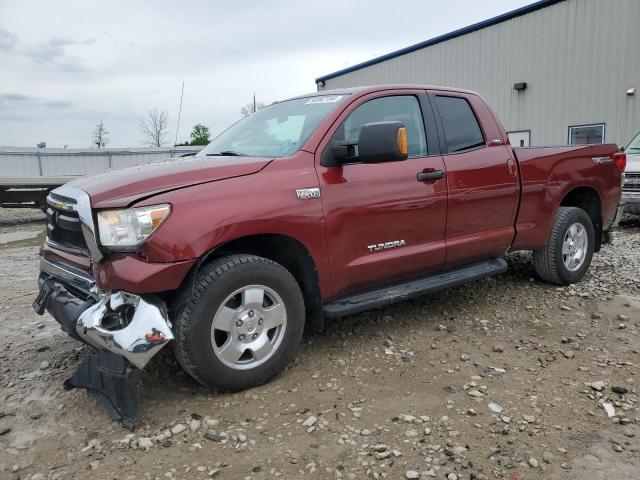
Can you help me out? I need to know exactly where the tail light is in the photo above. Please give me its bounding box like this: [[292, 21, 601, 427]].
[[612, 152, 626, 172]]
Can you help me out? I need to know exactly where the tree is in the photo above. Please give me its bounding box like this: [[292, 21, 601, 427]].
[[240, 98, 265, 118], [92, 121, 110, 149], [189, 124, 211, 145], [139, 108, 169, 147]]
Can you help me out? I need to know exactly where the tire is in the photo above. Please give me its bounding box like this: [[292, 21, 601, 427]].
[[174, 254, 305, 391], [532, 206, 595, 285]]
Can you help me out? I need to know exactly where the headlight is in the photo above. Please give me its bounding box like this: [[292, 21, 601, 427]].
[[97, 204, 171, 248]]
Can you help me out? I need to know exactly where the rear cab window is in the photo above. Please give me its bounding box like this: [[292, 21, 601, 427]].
[[434, 95, 485, 153]]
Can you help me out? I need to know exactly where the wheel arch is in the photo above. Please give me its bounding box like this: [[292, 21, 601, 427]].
[[174, 233, 324, 333], [559, 186, 603, 252]]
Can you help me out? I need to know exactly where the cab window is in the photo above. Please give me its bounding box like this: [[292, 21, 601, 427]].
[[435, 95, 485, 153], [332, 96, 428, 158]]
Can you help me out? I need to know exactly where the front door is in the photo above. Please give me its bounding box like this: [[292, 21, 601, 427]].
[[316, 93, 448, 298]]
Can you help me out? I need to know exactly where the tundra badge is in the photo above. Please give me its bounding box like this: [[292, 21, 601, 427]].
[[296, 188, 321, 200], [368, 240, 407, 252]]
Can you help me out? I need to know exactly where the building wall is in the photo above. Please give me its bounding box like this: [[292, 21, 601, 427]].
[[319, 0, 640, 146]]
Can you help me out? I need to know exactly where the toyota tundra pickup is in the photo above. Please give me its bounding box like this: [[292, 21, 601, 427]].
[[34, 85, 625, 426]]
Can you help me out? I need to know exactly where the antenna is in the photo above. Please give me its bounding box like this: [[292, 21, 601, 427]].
[[174, 81, 185, 146], [618, 118, 622, 146]]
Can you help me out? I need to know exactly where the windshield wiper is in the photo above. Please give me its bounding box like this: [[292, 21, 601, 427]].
[[206, 150, 244, 156]]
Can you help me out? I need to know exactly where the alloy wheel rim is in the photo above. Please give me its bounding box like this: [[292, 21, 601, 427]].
[[562, 222, 588, 272], [210, 285, 287, 370]]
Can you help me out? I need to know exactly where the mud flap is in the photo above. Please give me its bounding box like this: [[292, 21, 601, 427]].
[[64, 350, 138, 430]]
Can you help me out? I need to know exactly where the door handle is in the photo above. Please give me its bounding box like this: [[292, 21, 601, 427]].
[[417, 170, 444, 182]]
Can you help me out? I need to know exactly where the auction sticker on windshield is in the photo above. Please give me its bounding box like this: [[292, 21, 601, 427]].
[[305, 95, 343, 104]]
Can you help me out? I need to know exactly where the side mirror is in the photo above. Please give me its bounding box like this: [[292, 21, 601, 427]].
[[331, 121, 408, 164]]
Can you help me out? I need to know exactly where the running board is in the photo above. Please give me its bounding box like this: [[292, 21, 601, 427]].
[[323, 257, 508, 319]]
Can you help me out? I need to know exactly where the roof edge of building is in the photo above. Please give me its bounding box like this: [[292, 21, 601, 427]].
[[315, 0, 566, 84]]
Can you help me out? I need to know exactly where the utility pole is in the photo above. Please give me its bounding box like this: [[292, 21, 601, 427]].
[[174, 81, 185, 146], [253, 92, 256, 114]]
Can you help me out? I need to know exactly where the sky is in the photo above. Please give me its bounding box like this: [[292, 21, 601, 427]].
[[0, 0, 533, 148]]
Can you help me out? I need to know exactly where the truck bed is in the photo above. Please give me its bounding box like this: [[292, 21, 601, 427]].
[[511, 144, 623, 250]]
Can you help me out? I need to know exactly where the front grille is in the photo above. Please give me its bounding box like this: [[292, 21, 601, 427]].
[[624, 173, 640, 192], [46, 193, 89, 253]]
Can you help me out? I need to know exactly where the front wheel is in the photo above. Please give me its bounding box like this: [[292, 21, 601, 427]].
[[174, 255, 305, 391], [532, 206, 595, 285]]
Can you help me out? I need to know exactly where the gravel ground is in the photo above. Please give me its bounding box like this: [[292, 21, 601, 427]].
[[0, 210, 639, 480], [0, 208, 45, 227]]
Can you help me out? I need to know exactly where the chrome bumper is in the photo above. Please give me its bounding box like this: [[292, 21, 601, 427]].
[[40, 257, 96, 296], [37, 257, 173, 369], [621, 191, 640, 206], [76, 292, 173, 369], [611, 202, 626, 229]]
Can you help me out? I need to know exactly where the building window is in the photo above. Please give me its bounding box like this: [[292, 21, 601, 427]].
[[568, 124, 605, 145]]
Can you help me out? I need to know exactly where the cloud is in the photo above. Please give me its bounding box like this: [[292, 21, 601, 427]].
[[43, 99, 73, 109], [0, 28, 18, 52], [0, 93, 72, 110], [0, 0, 534, 147], [0, 93, 34, 103], [24, 36, 94, 72]]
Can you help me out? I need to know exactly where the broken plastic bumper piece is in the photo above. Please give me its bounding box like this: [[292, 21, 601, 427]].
[[35, 257, 175, 428]]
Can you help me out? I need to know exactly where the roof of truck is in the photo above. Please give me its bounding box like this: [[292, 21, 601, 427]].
[[288, 84, 480, 102]]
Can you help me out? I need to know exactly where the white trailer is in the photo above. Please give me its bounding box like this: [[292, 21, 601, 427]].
[[0, 146, 203, 209]]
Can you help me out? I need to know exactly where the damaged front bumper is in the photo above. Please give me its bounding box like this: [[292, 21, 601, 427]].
[[76, 292, 173, 369], [35, 257, 174, 369], [34, 257, 175, 428]]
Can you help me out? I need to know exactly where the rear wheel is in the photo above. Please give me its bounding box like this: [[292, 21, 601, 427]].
[[532, 206, 595, 285], [174, 255, 305, 391]]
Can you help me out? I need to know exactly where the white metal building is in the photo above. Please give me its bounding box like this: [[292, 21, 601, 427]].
[[316, 0, 640, 147]]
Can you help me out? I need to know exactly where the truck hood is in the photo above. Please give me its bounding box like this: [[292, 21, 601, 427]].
[[626, 152, 640, 173], [66, 156, 273, 208]]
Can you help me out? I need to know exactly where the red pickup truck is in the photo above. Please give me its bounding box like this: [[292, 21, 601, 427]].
[[35, 85, 625, 424]]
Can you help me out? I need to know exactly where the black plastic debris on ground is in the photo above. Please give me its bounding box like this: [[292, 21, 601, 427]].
[[64, 350, 138, 430]]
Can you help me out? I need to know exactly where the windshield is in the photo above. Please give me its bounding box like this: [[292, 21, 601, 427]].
[[626, 131, 640, 154], [197, 95, 348, 158]]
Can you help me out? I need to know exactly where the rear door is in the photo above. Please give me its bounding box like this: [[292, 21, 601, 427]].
[[430, 91, 519, 266], [316, 91, 447, 298]]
